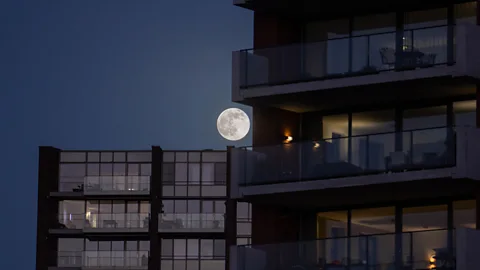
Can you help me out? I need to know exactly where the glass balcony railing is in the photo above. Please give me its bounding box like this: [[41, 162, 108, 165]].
[[57, 175, 150, 193], [84, 175, 150, 192], [86, 213, 150, 229], [56, 213, 86, 229], [237, 229, 455, 270], [159, 213, 224, 231], [56, 251, 149, 268], [57, 251, 82, 267], [239, 25, 453, 88], [56, 213, 150, 229], [234, 127, 456, 186], [83, 251, 149, 268]]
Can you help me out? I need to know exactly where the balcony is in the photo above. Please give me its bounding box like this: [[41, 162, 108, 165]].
[[52, 213, 149, 234], [84, 213, 150, 233], [158, 213, 224, 233], [52, 251, 149, 269], [83, 176, 150, 195], [53, 176, 150, 196], [234, 229, 463, 270], [230, 127, 480, 197], [232, 24, 480, 103]]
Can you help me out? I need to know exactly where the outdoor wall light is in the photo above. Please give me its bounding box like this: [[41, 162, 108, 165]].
[[284, 136, 293, 143]]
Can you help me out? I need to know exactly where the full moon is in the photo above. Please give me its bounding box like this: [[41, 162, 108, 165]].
[[216, 108, 250, 141]]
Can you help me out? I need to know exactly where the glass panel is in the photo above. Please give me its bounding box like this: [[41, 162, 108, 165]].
[[60, 152, 86, 162], [410, 230, 450, 269], [317, 211, 348, 265], [163, 163, 175, 183], [352, 13, 396, 72], [188, 163, 200, 184], [454, 100, 476, 127], [322, 114, 349, 163], [100, 152, 113, 162], [187, 239, 199, 259], [127, 152, 151, 162], [404, 8, 447, 29], [174, 239, 187, 257], [351, 110, 395, 171], [200, 239, 214, 258], [113, 152, 126, 162], [161, 239, 173, 258], [58, 239, 83, 267], [202, 152, 226, 162], [88, 152, 100, 162], [201, 163, 215, 184], [58, 201, 85, 229], [176, 152, 188, 162], [305, 19, 349, 76], [140, 163, 151, 176], [59, 164, 85, 191], [189, 152, 201, 162], [403, 205, 448, 232], [163, 152, 175, 162], [175, 163, 188, 183], [454, 200, 476, 229], [188, 200, 200, 213], [404, 106, 446, 130], [353, 13, 395, 36], [351, 207, 395, 235], [455, 2, 477, 25]]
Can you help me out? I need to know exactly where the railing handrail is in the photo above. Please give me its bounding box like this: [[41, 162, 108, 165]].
[[237, 228, 453, 248], [237, 126, 454, 149], [239, 24, 451, 52]]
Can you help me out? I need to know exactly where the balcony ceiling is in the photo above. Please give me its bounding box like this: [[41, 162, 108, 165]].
[[241, 77, 477, 113], [243, 0, 472, 20]]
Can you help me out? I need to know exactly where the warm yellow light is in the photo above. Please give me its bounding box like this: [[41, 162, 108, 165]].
[[429, 256, 436, 263], [285, 136, 293, 143], [313, 142, 320, 148]]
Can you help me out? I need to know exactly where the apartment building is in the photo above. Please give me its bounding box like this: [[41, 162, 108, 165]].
[[230, 1, 480, 270], [36, 147, 251, 270]]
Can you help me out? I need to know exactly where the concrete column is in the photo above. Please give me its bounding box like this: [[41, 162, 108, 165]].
[[225, 146, 237, 270], [150, 146, 163, 270], [36, 146, 60, 270]]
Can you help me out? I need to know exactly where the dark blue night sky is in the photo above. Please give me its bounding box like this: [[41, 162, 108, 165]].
[[0, 1, 252, 268]]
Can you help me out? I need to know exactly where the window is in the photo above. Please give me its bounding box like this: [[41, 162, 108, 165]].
[[188, 200, 200, 213], [175, 201, 187, 213], [188, 163, 200, 184], [113, 152, 126, 162], [100, 164, 113, 176], [199, 239, 225, 259], [187, 239, 199, 259], [88, 152, 100, 162], [175, 163, 188, 183], [200, 239, 213, 258], [113, 164, 126, 175], [61, 152, 86, 162], [173, 239, 186, 258], [201, 163, 215, 185], [454, 200, 476, 229], [454, 100, 476, 127], [213, 240, 225, 258], [127, 152, 151, 162], [140, 164, 151, 176], [162, 239, 173, 258], [100, 152, 113, 162], [163, 163, 175, 183], [237, 203, 251, 220], [214, 163, 226, 184]]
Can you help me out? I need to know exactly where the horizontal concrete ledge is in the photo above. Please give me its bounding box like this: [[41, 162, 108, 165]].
[[240, 167, 456, 196], [242, 66, 458, 99]]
